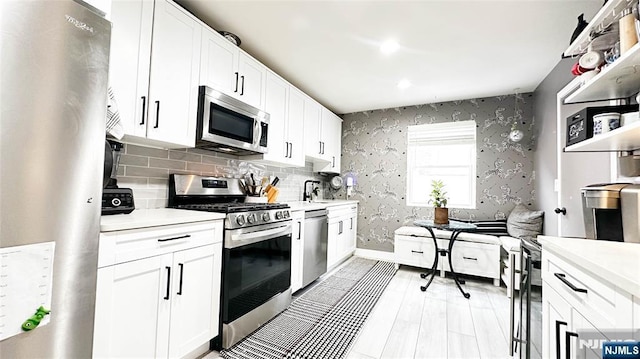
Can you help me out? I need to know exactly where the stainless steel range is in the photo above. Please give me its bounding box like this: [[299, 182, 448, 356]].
[[168, 174, 292, 349]]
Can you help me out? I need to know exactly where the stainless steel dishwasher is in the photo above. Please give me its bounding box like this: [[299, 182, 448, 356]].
[[302, 209, 328, 287]]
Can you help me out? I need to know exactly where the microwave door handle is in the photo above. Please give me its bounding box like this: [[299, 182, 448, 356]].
[[253, 119, 261, 147]]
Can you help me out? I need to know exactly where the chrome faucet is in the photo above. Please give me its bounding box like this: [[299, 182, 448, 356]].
[[303, 180, 320, 202]]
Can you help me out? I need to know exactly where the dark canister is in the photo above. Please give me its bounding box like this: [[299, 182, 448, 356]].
[[566, 104, 637, 146]]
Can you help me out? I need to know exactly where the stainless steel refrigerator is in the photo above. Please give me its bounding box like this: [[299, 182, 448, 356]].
[[0, 1, 110, 357]]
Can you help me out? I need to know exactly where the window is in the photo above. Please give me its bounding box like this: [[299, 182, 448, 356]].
[[406, 120, 476, 209]]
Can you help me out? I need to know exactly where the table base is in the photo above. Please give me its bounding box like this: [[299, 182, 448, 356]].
[[418, 228, 470, 299]]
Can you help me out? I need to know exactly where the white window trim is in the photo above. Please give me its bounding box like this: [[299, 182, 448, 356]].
[[406, 120, 477, 209]]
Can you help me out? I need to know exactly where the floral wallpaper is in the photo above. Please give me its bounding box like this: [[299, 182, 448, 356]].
[[333, 94, 535, 252]]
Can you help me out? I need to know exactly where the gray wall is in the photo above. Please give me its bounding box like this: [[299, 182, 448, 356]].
[[532, 58, 575, 236], [334, 94, 535, 252], [115, 145, 327, 209]]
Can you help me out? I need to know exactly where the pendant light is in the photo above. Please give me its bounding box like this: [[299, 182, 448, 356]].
[[509, 91, 524, 143]]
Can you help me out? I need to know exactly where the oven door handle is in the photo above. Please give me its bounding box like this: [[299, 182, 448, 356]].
[[227, 223, 292, 248], [508, 252, 517, 356]]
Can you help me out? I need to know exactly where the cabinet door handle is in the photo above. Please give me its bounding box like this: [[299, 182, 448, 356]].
[[164, 266, 171, 300], [154, 101, 160, 128], [234, 72, 239, 93], [285, 141, 290, 158], [411, 250, 424, 254], [565, 331, 578, 359], [554, 273, 587, 293], [319, 141, 322, 155], [339, 221, 343, 234], [240, 75, 245, 95], [177, 263, 184, 295], [555, 320, 567, 359], [321, 141, 325, 154], [157, 234, 191, 242], [332, 156, 335, 168], [288, 142, 293, 158], [297, 221, 302, 240], [350, 218, 353, 229], [140, 96, 146, 125], [463, 256, 478, 261]]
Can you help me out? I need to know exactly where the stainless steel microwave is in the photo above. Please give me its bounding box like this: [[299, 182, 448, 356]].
[[196, 86, 269, 155]]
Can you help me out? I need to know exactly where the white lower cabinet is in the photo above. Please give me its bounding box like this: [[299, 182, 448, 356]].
[[290, 210, 305, 293], [327, 204, 357, 269], [542, 250, 634, 359], [94, 221, 223, 359]]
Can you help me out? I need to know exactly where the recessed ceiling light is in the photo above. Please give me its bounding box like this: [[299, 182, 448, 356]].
[[380, 40, 399, 55], [397, 79, 411, 89]]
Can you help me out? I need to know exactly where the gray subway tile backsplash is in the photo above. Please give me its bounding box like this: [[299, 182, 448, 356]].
[[125, 166, 169, 178], [185, 162, 218, 174], [169, 150, 202, 163], [126, 144, 169, 159], [119, 154, 149, 167], [117, 144, 328, 209], [149, 158, 187, 171]]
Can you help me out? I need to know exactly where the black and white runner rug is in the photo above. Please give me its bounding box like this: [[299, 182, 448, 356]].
[[220, 258, 397, 359]]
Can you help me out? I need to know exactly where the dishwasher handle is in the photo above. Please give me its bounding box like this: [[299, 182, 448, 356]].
[[305, 209, 328, 219]]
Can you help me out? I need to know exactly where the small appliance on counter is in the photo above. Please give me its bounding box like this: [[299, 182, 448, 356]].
[[581, 183, 640, 243], [101, 140, 135, 215]]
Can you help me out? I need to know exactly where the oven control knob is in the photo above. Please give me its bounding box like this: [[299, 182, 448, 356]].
[[275, 211, 283, 220], [262, 212, 271, 222], [283, 210, 290, 218], [236, 215, 246, 226], [247, 213, 256, 224]]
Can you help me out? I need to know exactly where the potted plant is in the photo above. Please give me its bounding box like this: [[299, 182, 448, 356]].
[[429, 179, 449, 224]]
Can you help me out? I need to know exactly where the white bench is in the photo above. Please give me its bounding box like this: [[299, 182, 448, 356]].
[[394, 226, 505, 286]]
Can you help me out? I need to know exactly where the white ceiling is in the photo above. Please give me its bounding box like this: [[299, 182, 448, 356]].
[[177, 0, 602, 114]]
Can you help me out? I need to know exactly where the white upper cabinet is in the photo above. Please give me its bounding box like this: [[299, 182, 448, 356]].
[[313, 108, 342, 173], [303, 96, 323, 159], [305, 100, 342, 173], [287, 87, 306, 166], [200, 27, 266, 110], [252, 71, 305, 167], [262, 72, 289, 164], [110, 0, 201, 149]]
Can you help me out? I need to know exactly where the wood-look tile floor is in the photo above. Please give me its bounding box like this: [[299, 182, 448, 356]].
[[203, 263, 514, 359], [347, 265, 514, 359]]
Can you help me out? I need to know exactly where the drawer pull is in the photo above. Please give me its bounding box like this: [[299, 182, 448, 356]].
[[554, 273, 587, 293], [411, 250, 424, 254], [157, 234, 191, 243], [463, 256, 477, 261]]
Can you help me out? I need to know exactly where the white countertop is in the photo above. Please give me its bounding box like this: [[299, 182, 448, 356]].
[[538, 235, 640, 297], [285, 200, 359, 211], [101, 208, 225, 232]]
